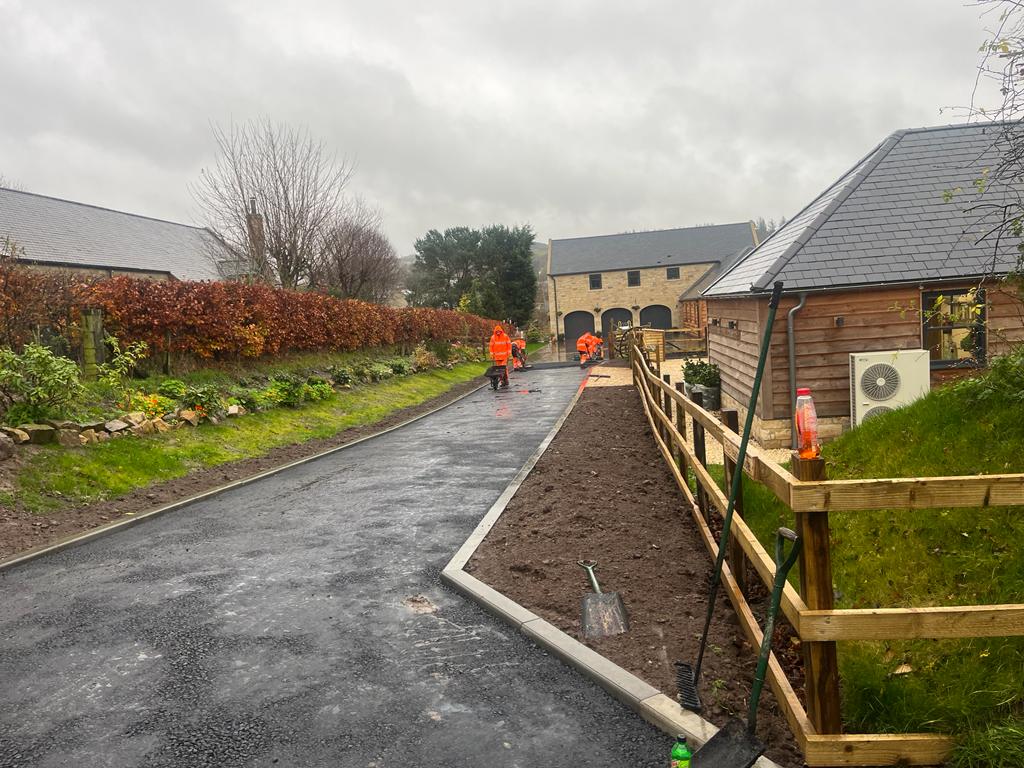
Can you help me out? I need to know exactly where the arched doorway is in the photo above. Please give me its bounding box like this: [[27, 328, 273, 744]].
[[563, 310, 595, 350], [601, 307, 632, 338], [640, 304, 672, 329]]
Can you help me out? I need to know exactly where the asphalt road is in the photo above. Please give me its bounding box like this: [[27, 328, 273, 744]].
[[0, 367, 669, 768]]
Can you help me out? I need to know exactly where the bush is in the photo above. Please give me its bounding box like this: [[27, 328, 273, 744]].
[[156, 378, 188, 400], [266, 376, 306, 407], [526, 324, 547, 344], [304, 377, 334, 402], [413, 343, 440, 370], [182, 384, 224, 416], [948, 346, 1024, 405], [97, 335, 149, 406], [124, 390, 176, 420], [0, 343, 84, 423], [82, 277, 498, 359], [327, 365, 356, 387], [386, 357, 413, 375], [683, 359, 720, 387], [366, 362, 394, 382]]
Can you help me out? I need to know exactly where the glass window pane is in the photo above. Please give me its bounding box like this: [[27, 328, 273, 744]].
[[589, 273, 602, 290]]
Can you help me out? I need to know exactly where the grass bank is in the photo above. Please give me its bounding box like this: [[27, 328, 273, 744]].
[[715, 355, 1024, 767], [7, 362, 485, 514]]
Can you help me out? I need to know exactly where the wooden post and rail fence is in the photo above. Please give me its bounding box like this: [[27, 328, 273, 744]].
[[627, 337, 1024, 767]]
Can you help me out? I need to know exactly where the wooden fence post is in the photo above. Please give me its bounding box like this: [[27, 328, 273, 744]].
[[673, 382, 688, 482], [80, 308, 103, 380], [721, 409, 747, 596], [689, 390, 709, 520], [661, 374, 672, 444], [792, 452, 842, 735]]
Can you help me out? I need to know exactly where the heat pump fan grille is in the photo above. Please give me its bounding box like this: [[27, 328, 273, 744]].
[[863, 405, 893, 421], [861, 363, 900, 401]]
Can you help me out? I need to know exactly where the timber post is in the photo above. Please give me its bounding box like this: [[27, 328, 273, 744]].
[[80, 308, 103, 381], [673, 382, 688, 481], [661, 373, 672, 444], [721, 408, 747, 596], [792, 451, 842, 735], [689, 390, 708, 520]]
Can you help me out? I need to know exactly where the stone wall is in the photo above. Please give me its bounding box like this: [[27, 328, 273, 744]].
[[547, 262, 713, 337]]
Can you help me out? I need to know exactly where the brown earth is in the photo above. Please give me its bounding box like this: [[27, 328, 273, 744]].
[[0, 379, 482, 562], [467, 382, 806, 768]]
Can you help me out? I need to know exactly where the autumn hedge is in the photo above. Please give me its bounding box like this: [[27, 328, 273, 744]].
[[2, 270, 501, 358]]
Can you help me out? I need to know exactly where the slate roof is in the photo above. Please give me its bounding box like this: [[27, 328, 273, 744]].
[[549, 222, 756, 276], [0, 187, 223, 280], [704, 122, 1024, 297]]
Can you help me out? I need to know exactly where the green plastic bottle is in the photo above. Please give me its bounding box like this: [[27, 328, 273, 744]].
[[670, 735, 692, 767]]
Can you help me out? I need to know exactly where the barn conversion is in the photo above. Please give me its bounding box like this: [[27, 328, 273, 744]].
[[702, 122, 1024, 447], [545, 222, 755, 349], [0, 186, 227, 281]]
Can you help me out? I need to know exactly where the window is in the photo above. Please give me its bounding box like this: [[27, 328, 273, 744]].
[[666, 266, 680, 280], [922, 289, 986, 368], [588, 273, 602, 290], [627, 270, 641, 287]]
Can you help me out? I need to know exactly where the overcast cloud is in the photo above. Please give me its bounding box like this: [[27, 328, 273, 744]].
[[0, 0, 1003, 254]]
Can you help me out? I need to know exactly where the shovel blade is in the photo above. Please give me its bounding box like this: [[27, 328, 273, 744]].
[[580, 592, 628, 639], [692, 719, 765, 768]]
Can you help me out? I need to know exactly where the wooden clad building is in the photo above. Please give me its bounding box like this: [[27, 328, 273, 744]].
[[702, 123, 1024, 447]]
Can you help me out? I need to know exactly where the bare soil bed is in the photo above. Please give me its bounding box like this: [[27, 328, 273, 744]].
[[0, 379, 482, 561], [467, 382, 805, 768]]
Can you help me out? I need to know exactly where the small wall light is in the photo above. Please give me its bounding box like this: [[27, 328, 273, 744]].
[[631, 305, 640, 311], [727, 320, 738, 330], [593, 307, 602, 314], [834, 316, 845, 327]]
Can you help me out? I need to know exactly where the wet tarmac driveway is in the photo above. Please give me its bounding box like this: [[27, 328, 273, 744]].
[[0, 367, 668, 767]]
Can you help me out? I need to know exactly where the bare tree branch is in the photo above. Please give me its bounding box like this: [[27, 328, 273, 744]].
[[191, 119, 354, 288]]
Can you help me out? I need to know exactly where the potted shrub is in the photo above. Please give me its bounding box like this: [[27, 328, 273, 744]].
[[682, 360, 699, 397], [684, 360, 721, 410]]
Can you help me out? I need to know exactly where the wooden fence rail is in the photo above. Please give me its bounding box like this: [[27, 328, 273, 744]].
[[628, 340, 1023, 766]]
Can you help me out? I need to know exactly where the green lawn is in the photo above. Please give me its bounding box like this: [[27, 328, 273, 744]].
[[7, 362, 486, 515], [716, 358, 1024, 767]]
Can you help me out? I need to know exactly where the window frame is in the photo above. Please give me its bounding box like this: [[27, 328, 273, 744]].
[[588, 273, 602, 290], [627, 270, 641, 287], [666, 266, 680, 280], [921, 288, 987, 369]]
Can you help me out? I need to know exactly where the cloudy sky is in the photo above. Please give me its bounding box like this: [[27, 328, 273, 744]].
[[0, 0, 1004, 254]]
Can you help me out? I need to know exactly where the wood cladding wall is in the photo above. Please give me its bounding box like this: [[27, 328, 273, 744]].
[[708, 284, 1024, 422]]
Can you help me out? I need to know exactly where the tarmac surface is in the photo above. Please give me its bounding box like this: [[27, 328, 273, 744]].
[[0, 366, 669, 768]]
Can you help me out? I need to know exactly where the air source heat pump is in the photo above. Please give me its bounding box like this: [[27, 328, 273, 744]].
[[849, 349, 930, 426]]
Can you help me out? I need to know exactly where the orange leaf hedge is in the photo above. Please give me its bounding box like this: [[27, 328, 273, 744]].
[[82, 277, 499, 358]]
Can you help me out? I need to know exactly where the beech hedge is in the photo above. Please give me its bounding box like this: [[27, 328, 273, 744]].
[[2, 269, 501, 358]]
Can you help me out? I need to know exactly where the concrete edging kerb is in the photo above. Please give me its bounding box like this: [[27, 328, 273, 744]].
[[1, 379, 490, 572], [440, 366, 782, 766]]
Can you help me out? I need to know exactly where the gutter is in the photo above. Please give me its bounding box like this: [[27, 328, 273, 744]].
[[787, 292, 808, 450]]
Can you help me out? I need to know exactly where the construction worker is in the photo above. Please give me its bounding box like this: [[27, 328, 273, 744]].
[[588, 332, 603, 362], [576, 332, 591, 366], [489, 325, 512, 387], [511, 336, 527, 369]]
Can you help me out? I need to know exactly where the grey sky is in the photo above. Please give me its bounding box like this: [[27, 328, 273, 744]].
[[0, 1, 1001, 256]]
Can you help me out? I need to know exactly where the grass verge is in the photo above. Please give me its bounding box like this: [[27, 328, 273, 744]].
[[706, 366, 1024, 766], [9, 362, 485, 514]]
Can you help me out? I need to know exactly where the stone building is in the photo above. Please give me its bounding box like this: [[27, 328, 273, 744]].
[[545, 223, 756, 346], [0, 186, 228, 280]]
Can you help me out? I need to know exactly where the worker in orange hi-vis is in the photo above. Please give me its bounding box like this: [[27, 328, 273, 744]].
[[488, 325, 512, 387], [576, 332, 591, 366], [511, 336, 527, 369], [588, 332, 603, 361]]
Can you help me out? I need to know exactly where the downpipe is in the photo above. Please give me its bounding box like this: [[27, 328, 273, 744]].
[[787, 292, 808, 450]]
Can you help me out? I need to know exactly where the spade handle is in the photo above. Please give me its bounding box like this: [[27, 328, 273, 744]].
[[577, 560, 602, 593]]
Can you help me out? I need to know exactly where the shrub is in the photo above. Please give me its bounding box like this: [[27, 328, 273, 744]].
[[0, 343, 84, 422], [683, 359, 720, 387], [328, 365, 356, 387], [156, 378, 188, 400], [304, 377, 334, 402], [526, 324, 547, 344], [182, 384, 224, 415], [413, 343, 440, 370], [386, 357, 413, 376], [366, 362, 394, 382], [124, 390, 176, 420], [98, 335, 149, 406]]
